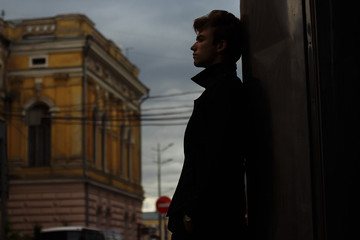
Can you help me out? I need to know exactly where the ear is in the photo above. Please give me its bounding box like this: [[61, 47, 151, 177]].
[[216, 40, 227, 53]]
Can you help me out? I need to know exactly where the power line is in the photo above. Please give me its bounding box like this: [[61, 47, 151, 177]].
[[146, 90, 202, 99], [6, 90, 198, 113], [141, 105, 193, 111], [1, 112, 190, 121], [1, 90, 198, 127], [2, 112, 190, 127]]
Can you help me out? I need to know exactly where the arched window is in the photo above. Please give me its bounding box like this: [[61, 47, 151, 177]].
[[96, 205, 102, 228], [130, 214, 136, 240], [26, 103, 51, 167], [101, 113, 109, 171], [120, 127, 134, 179], [124, 212, 129, 240], [0, 61, 3, 89], [126, 128, 134, 180], [92, 107, 99, 165], [105, 207, 111, 229], [120, 124, 125, 176]]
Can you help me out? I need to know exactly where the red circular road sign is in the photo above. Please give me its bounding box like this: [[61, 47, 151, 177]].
[[156, 196, 171, 215]]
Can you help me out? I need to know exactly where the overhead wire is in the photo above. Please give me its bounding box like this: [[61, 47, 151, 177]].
[[141, 104, 193, 111], [7, 90, 198, 113], [3, 90, 198, 127], [145, 90, 202, 99]]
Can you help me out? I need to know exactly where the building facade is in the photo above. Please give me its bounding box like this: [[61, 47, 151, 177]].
[[0, 14, 148, 238]]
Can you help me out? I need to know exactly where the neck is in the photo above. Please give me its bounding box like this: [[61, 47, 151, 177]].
[[204, 57, 224, 69]]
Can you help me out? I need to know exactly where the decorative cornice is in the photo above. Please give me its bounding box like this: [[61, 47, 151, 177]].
[[87, 70, 140, 112], [8, 66, 83, 78], [9, 178, 144, 201], [89, 41, 148, 97]]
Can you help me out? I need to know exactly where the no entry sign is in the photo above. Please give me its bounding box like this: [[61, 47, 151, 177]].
[[156, 196, 171, 215]]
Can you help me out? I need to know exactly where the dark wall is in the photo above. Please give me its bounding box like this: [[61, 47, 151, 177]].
[[314, 0, 360, 238], [241, 1, 314, 239], [240, 0, 359, 239]]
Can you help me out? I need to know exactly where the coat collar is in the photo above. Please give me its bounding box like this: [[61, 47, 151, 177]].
[[191, 62, 238, 89]]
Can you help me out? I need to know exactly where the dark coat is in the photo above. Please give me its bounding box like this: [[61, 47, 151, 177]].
[[167, 62, 247, 239]]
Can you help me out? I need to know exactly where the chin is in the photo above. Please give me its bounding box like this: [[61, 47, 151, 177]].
[[194, 62, 205, 68]]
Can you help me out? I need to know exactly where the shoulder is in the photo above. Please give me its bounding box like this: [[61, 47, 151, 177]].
[[210, 75, 243, 96]]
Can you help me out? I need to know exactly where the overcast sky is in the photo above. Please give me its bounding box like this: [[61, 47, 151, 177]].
[[1, 0, 242, 212]]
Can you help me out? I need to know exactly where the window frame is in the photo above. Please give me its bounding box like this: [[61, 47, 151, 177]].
[[29, 55, 48, 68]]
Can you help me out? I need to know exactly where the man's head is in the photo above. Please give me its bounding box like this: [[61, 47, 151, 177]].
[[190, 10, 243, 68]]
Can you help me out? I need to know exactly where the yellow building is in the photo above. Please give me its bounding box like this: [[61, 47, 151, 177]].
[[0, 14, 148, 238]]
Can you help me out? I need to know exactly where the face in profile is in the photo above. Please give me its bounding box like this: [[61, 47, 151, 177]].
[[190, 28, 222, 68]]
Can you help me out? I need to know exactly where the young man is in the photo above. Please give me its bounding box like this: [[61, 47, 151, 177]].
[[167, 10, 247, 240]]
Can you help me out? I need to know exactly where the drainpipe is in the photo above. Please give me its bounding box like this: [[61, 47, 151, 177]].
[[83, 35, 91, 227]]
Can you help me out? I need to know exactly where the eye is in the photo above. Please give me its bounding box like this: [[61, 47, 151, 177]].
[[197, 36, 204, 42]]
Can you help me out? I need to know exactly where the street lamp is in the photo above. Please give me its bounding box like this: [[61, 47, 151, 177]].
[[153, 142, 174, 197], [152, 142, 174, 240]]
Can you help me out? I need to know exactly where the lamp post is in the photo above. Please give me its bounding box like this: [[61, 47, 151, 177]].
[[153, 142, 174, 197], [152, 142, 174, 240]]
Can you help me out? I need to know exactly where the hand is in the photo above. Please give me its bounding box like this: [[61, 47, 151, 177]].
[[183, 214, 193, 233]]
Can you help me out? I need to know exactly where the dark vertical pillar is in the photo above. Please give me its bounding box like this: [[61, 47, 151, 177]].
[[240, 0, 360, 239], [312, 1, 360, 239]]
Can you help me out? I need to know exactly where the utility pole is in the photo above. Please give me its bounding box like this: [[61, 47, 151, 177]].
[[152, 142, 174, 240], [155, 143, 174, 197]]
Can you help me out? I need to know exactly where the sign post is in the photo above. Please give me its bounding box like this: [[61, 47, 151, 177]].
[[156, 196, 171, 240]]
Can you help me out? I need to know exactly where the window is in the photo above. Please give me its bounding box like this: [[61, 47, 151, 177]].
[[124, 213, 129, 240], [126, 128, 134, 180], [27, 103, 51, 167], [0, 62, 3, 88], [130, 214, 136, 240], [105, 208, 111, 229], [92, 108, 98, 164], [29, 55, 48, 68], [101, 114, 108, 171], [120, 126, 132, 178], [96, 206, 102, 228], [120, 125, 125, 176]]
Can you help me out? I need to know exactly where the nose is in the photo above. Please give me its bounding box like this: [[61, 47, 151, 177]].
[[191, 42, 196, 51]]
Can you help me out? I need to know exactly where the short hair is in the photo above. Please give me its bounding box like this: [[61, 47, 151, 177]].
[[193, 10, 243, 63]]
